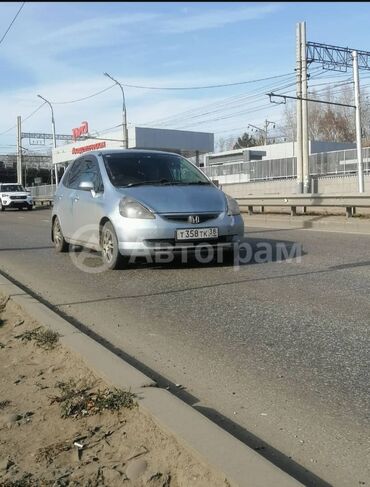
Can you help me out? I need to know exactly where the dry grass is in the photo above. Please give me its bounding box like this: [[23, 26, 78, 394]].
[[15, 327, 60, 350], [50, 379, 137, 419]]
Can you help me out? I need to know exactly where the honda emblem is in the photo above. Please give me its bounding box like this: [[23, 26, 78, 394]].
[[188, 215, 200, 224]]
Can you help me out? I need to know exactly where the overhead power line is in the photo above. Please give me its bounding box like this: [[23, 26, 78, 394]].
[[142, 76, 299, 128], [119, 72, 296, 90], [0, 2, 26, 46], [0, 102, 46, 137], [23, 102, 46, 122], [51, 84, 116, 104], [141, 69, 326, 128]]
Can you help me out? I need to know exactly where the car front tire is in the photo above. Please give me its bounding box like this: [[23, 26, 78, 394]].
[[101, 221, 125, 270], [52, 217, 69, 252]]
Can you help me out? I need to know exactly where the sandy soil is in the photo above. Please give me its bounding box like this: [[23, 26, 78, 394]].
[[0, 297, 229, 487]]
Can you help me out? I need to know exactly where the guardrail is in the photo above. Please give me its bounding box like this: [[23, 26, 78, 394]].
[[27, 184, 55, 206], [236, 194, 370, 218]]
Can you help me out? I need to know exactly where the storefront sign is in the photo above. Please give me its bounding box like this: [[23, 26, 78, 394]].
[[72, 121, 89, 140], [71, 141, 106, 155]]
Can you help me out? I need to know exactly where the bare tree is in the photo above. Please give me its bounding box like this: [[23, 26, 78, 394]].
[[281, 83, 370, 144], [215, 135, 238, 152]]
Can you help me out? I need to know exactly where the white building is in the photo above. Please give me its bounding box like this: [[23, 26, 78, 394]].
[[52, 126, 214, 167], [198, 140, 356, 167]]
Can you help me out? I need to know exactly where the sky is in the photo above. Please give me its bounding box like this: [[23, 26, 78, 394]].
[[1, 1, 370, 153]]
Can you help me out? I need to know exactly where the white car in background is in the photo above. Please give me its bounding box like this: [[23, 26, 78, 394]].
[[0, 183, 33, 211]]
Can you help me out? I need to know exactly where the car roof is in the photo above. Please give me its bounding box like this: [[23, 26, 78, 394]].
[[79, 149, 183, 157]]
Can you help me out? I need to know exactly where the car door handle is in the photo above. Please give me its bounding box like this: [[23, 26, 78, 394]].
[[73, 196, 79, 202]]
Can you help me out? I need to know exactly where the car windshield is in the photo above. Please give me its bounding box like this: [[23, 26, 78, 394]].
[[0, 184, 25, 192], [103, 152, 210, 188]]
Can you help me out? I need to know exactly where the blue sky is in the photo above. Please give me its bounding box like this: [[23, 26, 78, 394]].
[[1, 1, 370, 151]]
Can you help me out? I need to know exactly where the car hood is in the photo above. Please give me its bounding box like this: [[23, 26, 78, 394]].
[[116, 185, 227, 213]]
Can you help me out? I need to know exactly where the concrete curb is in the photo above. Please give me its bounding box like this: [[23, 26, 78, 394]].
[[0, 274, 302, 487]]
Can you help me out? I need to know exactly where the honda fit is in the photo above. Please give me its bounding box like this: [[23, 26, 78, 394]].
[[51, 149, 244, 269]]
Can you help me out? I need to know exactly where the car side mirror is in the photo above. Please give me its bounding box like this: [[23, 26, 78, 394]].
[[79, 181, 94, 191], [212, 179, 219, 188]]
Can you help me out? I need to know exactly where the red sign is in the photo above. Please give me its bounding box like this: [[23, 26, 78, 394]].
[[72, 121, 89, 140], [72, 141, 106, 155]]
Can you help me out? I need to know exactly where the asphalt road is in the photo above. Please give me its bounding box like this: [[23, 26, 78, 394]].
[[0, 208, 369, 487]]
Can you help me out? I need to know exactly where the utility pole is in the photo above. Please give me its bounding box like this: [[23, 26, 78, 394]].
[[352, 51, 364, 193], [264, 120, 269, 145], [264, 120, 276, 145], [296, 23, 303, 193], [248, 120, 275, 145], [305, 41, 370, 193], [104, 72, 128, 149], [296, 22, 303, 194], [301, 21, 310, 193], [37, 94, 58, 185], [16, 116, 22, 185]]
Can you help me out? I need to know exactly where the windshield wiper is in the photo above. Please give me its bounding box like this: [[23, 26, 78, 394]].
[[122, 180, 210, 188], [124, 179, 171, 187], [181, 181, 211, 185]]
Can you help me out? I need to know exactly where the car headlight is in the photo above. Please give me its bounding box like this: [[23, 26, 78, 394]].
[[225, 194, 240, 216], [119, 197, 155, 219]]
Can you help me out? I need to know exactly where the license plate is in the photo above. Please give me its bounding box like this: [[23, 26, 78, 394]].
[[176, 227, 218, 240]]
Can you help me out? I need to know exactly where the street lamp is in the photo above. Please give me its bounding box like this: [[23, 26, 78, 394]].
[[37, 94, 58, 186], [104, 72, 128, 149]]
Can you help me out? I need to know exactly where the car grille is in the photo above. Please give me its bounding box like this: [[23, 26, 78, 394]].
[[160, 213, 220, 223], [10, 195, 26, 200], [144, 235, 234, 247]]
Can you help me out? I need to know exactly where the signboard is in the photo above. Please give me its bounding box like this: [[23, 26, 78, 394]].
[[72, 141, 106, 155], [29, 138, 45, 146], [72, 121, 89, 140]]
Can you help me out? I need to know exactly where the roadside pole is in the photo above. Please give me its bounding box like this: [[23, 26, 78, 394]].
[[301, 21, 310, 193], [352, 50, 364, 193], [296, 22, 303, 193], [16, 116, 22, 185], [104, 72, 128, 149], [37, 95, 58, 186]]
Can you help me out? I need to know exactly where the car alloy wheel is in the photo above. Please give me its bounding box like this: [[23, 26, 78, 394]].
[[53, 217, 69, 252], [101, 221, 125, 270], [102, 228, 114, 263]]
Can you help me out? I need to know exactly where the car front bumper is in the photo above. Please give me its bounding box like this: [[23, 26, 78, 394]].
[[111, 212, 245, 256], [2, 199, 33, 208]]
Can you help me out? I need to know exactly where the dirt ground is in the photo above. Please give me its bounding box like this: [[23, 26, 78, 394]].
[[0, 297, 229, 487]]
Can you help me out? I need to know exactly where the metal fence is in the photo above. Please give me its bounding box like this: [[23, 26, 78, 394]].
[[27, 147, 370, 194], [28, 184, 55, 198], [203, 147, 370, 182], [310, 148, 370, 176]]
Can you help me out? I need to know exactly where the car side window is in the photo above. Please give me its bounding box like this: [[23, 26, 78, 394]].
[[79, 158, 104, 193], [169, 158, 201, 183], [63, 158, 85, 189]]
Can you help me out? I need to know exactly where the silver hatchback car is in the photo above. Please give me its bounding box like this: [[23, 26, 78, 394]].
[[52, 149, 244, 269]]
